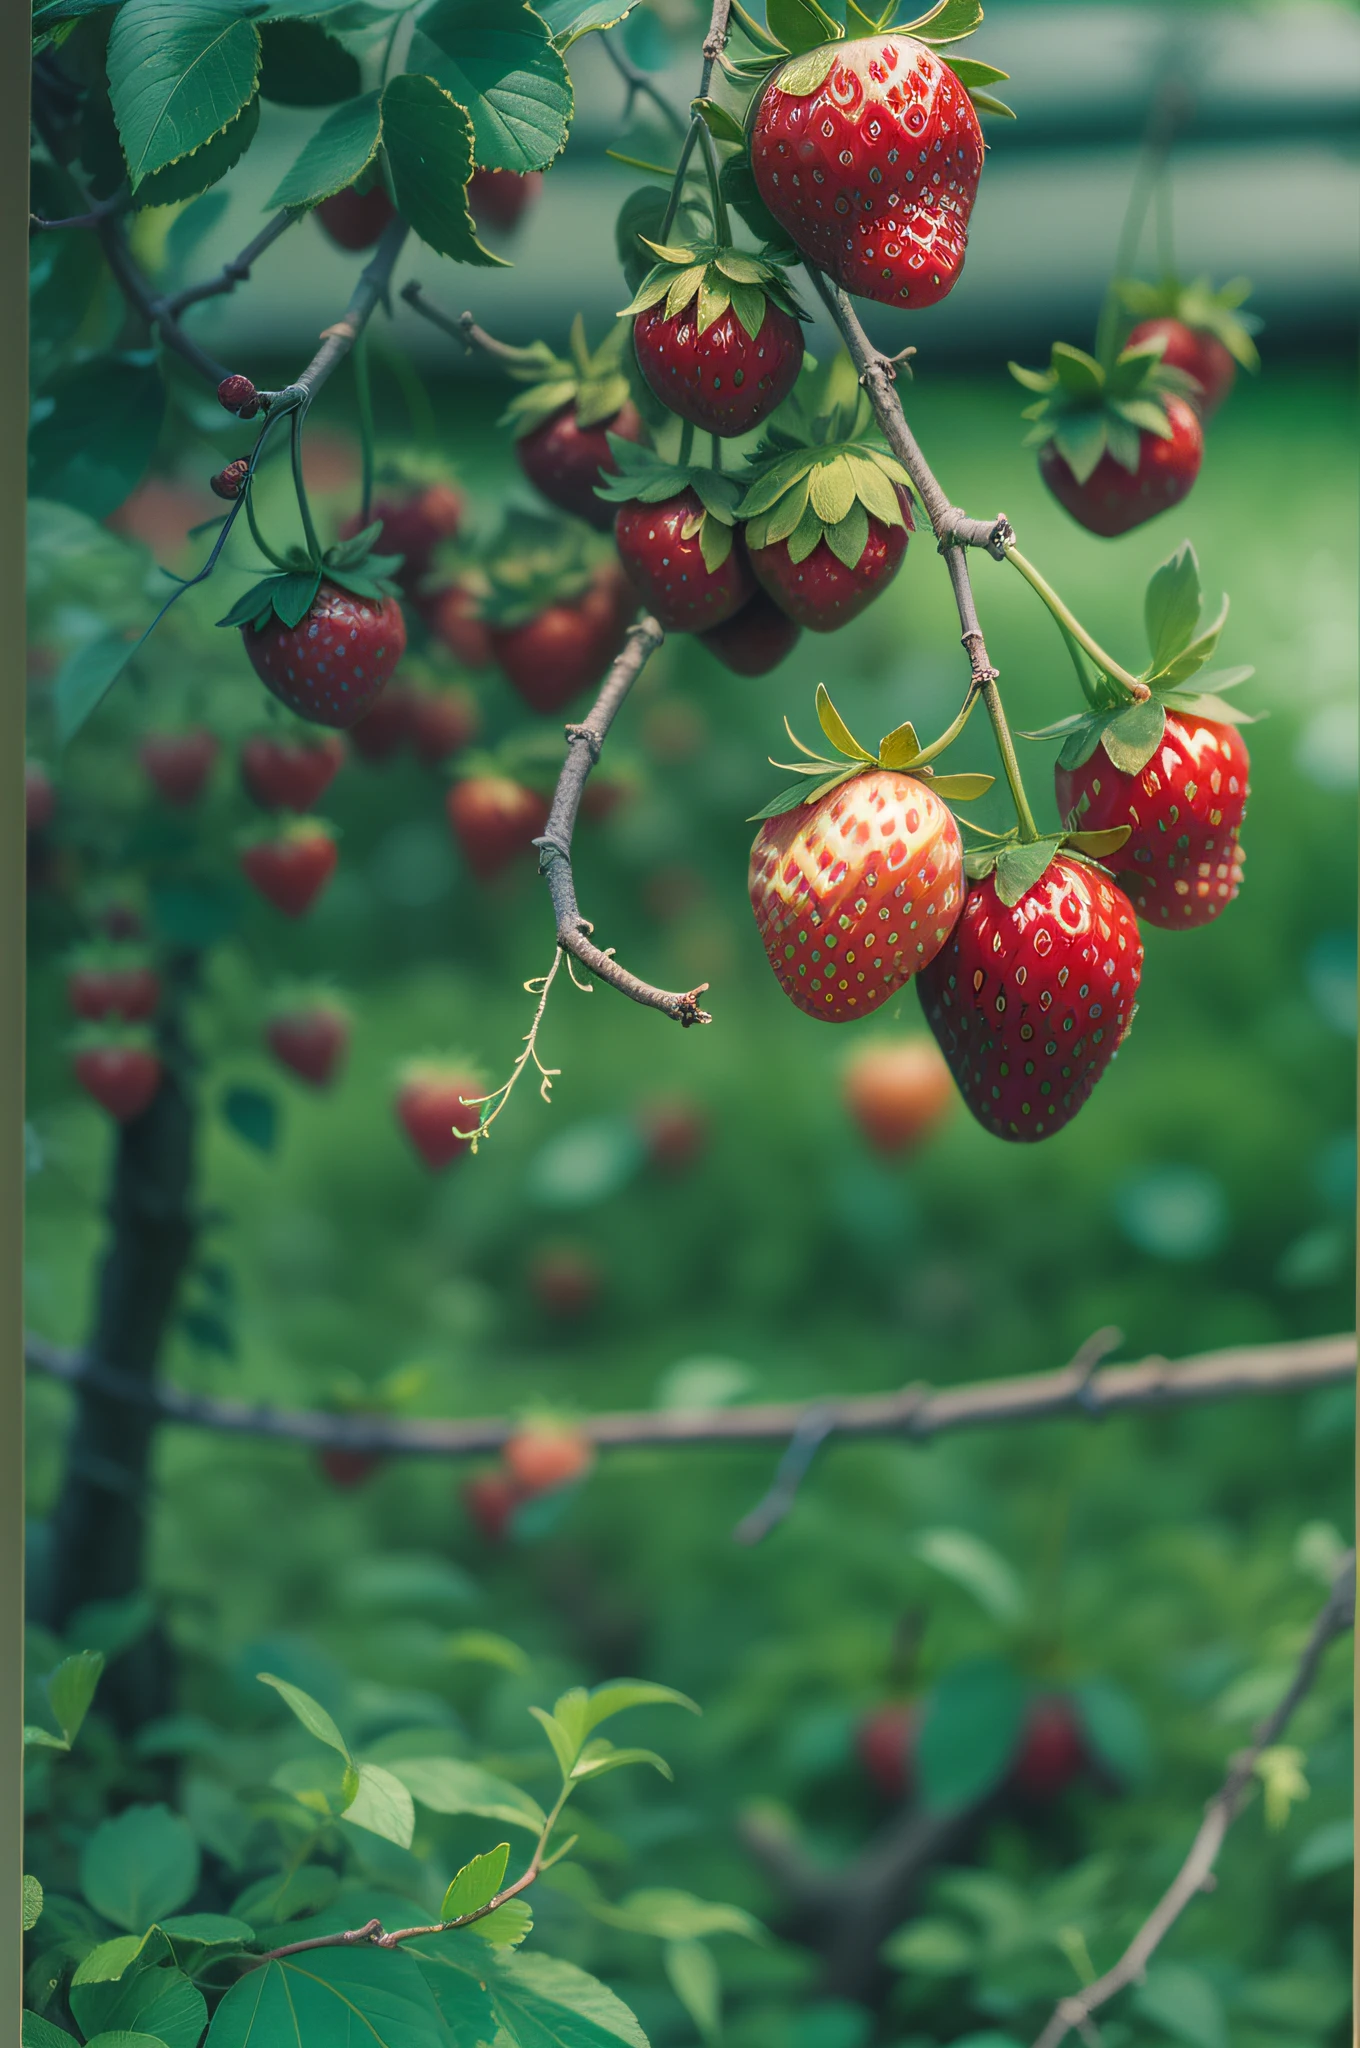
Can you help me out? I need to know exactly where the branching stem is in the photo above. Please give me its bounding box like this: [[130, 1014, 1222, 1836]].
[[1003, 544, 1148, 700]]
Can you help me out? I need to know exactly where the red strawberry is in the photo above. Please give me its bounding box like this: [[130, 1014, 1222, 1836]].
[[408, 683, 480, 765], [316, 183, 396, 251], [395, 1060, 483, 1169], [74, 1043, 161, 1121], [67, 961, 160, 1024], [517, 400, 646, 530], [843, 1039, 952, 1155], [614, 492, 753, 631], [1056, 712, 1250, 931], [856, 1703, 918, 1801], [529, 1245, 600, 1319], [242, 583, 406, 729], [463, 1470, 522, 1542], [140, 729, 219, 807], [1040, 397, 1202, 538], [239, 821, 338, 918], [317, 1446, 384, 1489], [1126, 317, 1237, 420], [749, 771, 963, 1021], [918, 857, 1142, 1143], [750, 37, 985, 311], [488, 565, 633, 714], [636, 1095, 708, 1173], [423, 582, 495, 669], [503, 1426, 593, 1497], [446, 776, 549, 882], [633, 298, 804, 438], [469, 167, 542, 233], [349, 685, 414, 763], [26, 763, 55, 834], [266, 1002, 350, 1086], [1011, 1696, 1087, 1799], [240, 731, 345, 811], [699, 589, 801, 675], [748, 486, 913, 630], [340, 483, 464, 592]]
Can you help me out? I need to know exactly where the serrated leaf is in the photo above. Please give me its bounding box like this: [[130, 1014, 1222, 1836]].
[[257, 1673, 351, 1760], [1100, 698, 1166, 775], [993, 836, 1063, 907], [537, 0, 642, 50], [1143, 542, 1202, 669], [929, 772, 995, 802], [410, 0, 571, 174], [259, 18, 360, 106], [382, 74, 504, 267], [22, 1874, 44, 1933], [877, 720, 920, 770], [267, 90, 382, 206], [816, 685, 874, 762], [106, 0, 260, 188], [442, 1844, 511, 1922]]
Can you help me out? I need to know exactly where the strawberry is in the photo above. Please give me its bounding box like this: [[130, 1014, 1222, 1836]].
[[636, 1095, 708, 1173], [844, 1039, 952, 1155], [1116, 274, 1260, 421], [240, 731, 345, 811], [395, 1059, 484, 1169], [423, 581, 496, 668], [67, 957, 160, 1024], [266, 999, 350, 1087], [918, 853, 1142, 1143], [446, 774, 549, 882], [624, 242, 805, 437], [487, 564, 633, 715], [503, 1425, 593, 1497], [239, 820, 338, 918], [237, 581, 406, 728], [463, 1470, 521, 1542], [26, 763, 55, 834], [699, 589, 801, 676], [529, 1244, 600, 1319], [408, 683, 480, 765], [1012, 338, 1203, 538], [856, 1703, 918, 1802], [349, 686, 414, 763], [217, 373, 260, 420], [501, 319, 647, 530], [1011, 1696, 1087, 1799], [340, 470, 464, 593], [614, 487, 753, 632], [73, 1039, 161, 1122], [316, 182, 396, 251], [748, 495, 912, 629], [749, 32, 993, 311], [139, 729, 219, 807], [469, 166, 542, 233], [317, 1447, 384, 1489]]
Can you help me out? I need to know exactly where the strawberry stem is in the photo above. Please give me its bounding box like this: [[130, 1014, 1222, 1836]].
[[980, 680, 1041, 845], [353, 330, 375, 526], [659, 119, 703, 241], [243, 486, 293, 573], [289, 408, 324, 566], [696, 121, 732, 245], [1002, 544, 1148, 701], [728, 0, 784, 51], [677, 418, 695, 466], [910, 684, 981, 770]]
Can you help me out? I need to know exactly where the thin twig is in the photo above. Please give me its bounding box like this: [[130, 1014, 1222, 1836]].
[[30, 191, 126, 231], [24, 1331, 1355, 1458], [600, 30, 689, 136], [159, 206, 303, 318], [1032, 1553, 1356, 2048]]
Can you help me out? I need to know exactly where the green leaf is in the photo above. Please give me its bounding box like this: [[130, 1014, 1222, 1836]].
[[1050, 410, 1109, 488], [267, 90, 382, 206], [444, 1630, 531, 1675], [927, 772, 994, 802], [158, 1914, 256, 1948], [769, 42, 839, 91], [71, 1965, 207, 2048], [902, 0, 984, 43], [816, 685, 874, 763], [911, 1528, 1025, 1624], [441, 1843, 510, 1921], [766, 0, 839, 58], [947, 57, 1008, 86], [1143, 542, 1202, 669], [29, 354, 165, 522], [106, 0, 260, 188], [1291, 1816, 1353, 1879], [22, 2019, 78, 2048], [823, 500, 869, 570], [472, 1899, 533, 1948], [423, 1948, 649, 2048], [81, 1809, 201, 1933], [1064, 825, 1131, 858], [412, 0, 571, 173], [719, 153, 784, 246], [530, 1705, 580, 1779], [72, 1935, 162, 1986], [992, 836, 1063, 907], [133, 95, 260, 208], [966, 89, 1015, 118], [536, 0, 642, 51], [1159, 597, 1229, 686], [259, 18, 360, 105], [570, 1742, 672, 1781], [692, 96, 746, 145], [882, 1915, 976, 1974], [1132, 1963, 1228, 2048], [1100, 697, 1166, 775], [748, 770, 852, 822], [257, 1673, 352, 1760], [23, 1876, 44, 1932], [390, 1757, 546, 1835], [1049, 342, 1104, 398], [877, 720, 920, 770], [665, 1940, 719, 2043], [1071, 1678, 1152, 1785], [81, 2035, 176, 2048], [205, 1947, 449, 2048], [600, 1891, 764, 1942], [23, 1725, 68, 1750], [220, 1085, 279, 1155], [343, 1764, 416, 1848], [916, 1659, 1029, 1810], [382, 74, 504, 266], [230, 1867, 339, 1927], [47, 1650, 104, 1747]]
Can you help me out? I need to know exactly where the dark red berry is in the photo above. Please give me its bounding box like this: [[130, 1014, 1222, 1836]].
[[422, 582, 495, 669], [240, 732, 345, 812], [408, 684, 480, 765], [340, 485, 464, 593], [140, 730, 219, 807], [266, 1004, 350, 1087], [516, 401, 646, 530], [211, 458, 250, 500], [468, 168, 542, 233], [242, 583, 406, 729], [349, 686, 414, 763], [1127, 316, 1237, 420], [614, 492, 753, 631], [446, 777, 549, 882], [318, 1447, 384, 1489], [748, 487, 913, 631], [74, 1045, 161, 1122], [67, 962, 160, 1024], [239, 823, 338, 918], [1012, 1696, 1087, 1799], [396, 1063, 483, 1169], [487, 565, 633, 715], [316, 184, 396, 251], [217, 374, 260, 419], [633, 297, 804, 438], [1039, 398, 1203, 538], [698, 587, 801, 675]]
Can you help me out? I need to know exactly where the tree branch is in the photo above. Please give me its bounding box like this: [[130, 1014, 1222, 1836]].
[[263, 217, 410, 412], [25, 1330, 1354, 1459], [1031, 1553, 1356, 2048], [159, 205, 303, 319], [600, 30, 689, 137]]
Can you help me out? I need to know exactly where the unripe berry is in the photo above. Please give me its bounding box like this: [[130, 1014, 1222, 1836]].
[[211, 458, 250, 501], [217, 373, 260, 419]]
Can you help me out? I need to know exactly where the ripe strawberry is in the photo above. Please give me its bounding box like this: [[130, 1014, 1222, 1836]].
[[632, 295, 804, 439], [844, 1039, 952, 1155], [1011, 1696, 1087, 1799], [469, 167, 542, 233], [750, 36, 986, 310], [340, 481, 464, 592], [1126, 318, 1237, 421], [856, 1703, 918, 1801], [26, 763, 55, 834], [1056, 711, 1249, 931], [349, 686, 414, 763], [422, 581, 495, 669], [140, 729, 219, 807], [67, 959, 160, 1024], [316, 183, 396, 251], [614, 490, 753, 631], [748, 492, 912, 630], [395, 1060, 483, 1169], [1116, 274, 1260, 422], [240, 583, 406, 729], [517, 400, 646, 529], [239, 821, 338, 918], [918, 856, 1142, 1143], [529, 1244, 600, 1319], [699, 589, 801, 675], [240, 731, 345, 812], [317, 1446, 384, 1489], [266, 1001, 350, 1087], [74, 1042, 161, 1122], [447, 775, 549, 882], [750, 770, 964, 1021], [487, 564, 633, 714], [463, 1470, 521, 1542], [503, 1426, 593, 1497], [1040, 397, 1202, 539], [636, 1095, 708, 1172], [407, 683, 480, 766]]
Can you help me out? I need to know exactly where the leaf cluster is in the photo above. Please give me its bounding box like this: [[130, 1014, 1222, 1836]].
[[751, 682, 994, 821], [1010, 337, 1202, 483]]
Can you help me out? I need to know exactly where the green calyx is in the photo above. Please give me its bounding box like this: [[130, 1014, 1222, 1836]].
[[216, 526, 402, 634], [963, 828, 1131, 909], [1022, 542, 1257, 782], [1009, 336, 1201, 484], [479, 508, 604, 627], [619, 238, 805, 343], [750, 682, 993, 821], [1115, 273, 1261, 373], [737, 441, 912, 569], [595, 440, 743, 572], [498, 316, 636, 441], [752, 1, 1011, 116]]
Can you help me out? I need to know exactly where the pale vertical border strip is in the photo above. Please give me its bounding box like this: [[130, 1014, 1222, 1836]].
[[1, 4, 30, 2037]]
